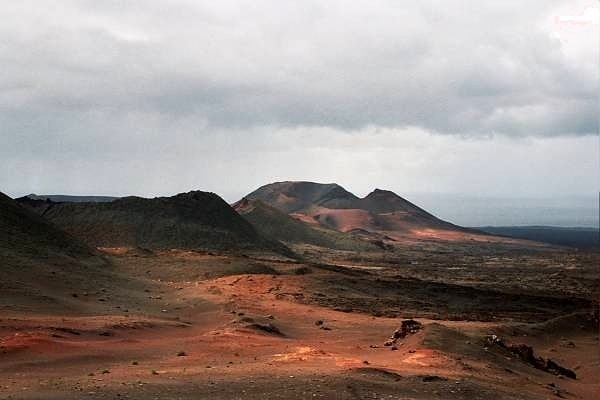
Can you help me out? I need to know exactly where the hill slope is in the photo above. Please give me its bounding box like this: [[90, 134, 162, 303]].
[[1, 192, 92, 258], [233, 198, 377, 251], [17, 191, 289, 254], [0, 192, 116, 313], [245, 181, 465, 237]]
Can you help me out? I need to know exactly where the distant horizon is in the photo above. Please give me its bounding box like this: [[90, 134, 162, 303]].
[[9, 183, 598, 229], [6, 180, 599, 202], [9, 187, 598, 203]]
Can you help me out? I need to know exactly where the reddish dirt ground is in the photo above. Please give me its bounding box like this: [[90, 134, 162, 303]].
[[0, 248, 598, 399]]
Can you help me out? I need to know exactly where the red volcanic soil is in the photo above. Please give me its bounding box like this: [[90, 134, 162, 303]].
[[306, 207, 545, 248], [400, 227, 543, 246], [289, 212, 320, 226], [1, 190, 590, 399], [1, 248, 598, 400], [242, 181, 545, 249], [310, 207, 376, 232]]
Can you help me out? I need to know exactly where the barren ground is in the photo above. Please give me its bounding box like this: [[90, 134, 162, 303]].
[[1, 244, 598, 399]]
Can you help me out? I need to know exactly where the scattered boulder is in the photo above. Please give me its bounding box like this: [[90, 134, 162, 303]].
[[385, 319, 422, 346], [421, 375, 447, 382], [246, 323, 284, 336], [350, 367, 403, 382], [400, 319, 423, 336], [485, 335, 576, 379], [546, 359, 577, 380], [294, 266, 312, 275]]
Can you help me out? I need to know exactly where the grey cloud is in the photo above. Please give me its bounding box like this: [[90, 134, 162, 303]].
[[0, 0, 596, 140], [2, 125, 597, 202], [0, 0, 598, 203]]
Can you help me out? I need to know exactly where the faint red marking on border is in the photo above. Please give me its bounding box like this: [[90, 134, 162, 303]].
[[554, 4, 599, 27]]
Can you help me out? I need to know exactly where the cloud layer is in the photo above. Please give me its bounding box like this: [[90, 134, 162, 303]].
[[0, 1, 597, 204], [1, 0, 596, 136]]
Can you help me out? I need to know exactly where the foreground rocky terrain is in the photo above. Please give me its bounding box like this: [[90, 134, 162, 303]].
[[1, 186, 598, 399]]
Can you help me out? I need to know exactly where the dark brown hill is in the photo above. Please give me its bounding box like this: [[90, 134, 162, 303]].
[[25, 194, 118, 203], [0, 192, 116, 313], [17, 191, 290, 254], [1, 192, 92, 258], [245, 181, 360, 213], [361, 189, 434, 216]]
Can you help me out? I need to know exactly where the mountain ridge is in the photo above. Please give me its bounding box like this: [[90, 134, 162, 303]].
[[247, 181, 443, 215], [17, 190, 291, 255], [243, 181, 462, 236], [25, 194, 118, 203]]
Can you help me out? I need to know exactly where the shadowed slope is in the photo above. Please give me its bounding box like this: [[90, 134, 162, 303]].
[[1, 192, 92, 258], [0, 192, 117, 313], [361, 189, 435, 216], [17, 191, 290, 254]]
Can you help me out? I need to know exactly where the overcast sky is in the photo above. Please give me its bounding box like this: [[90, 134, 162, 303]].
[[1, 0, 598, 204]]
